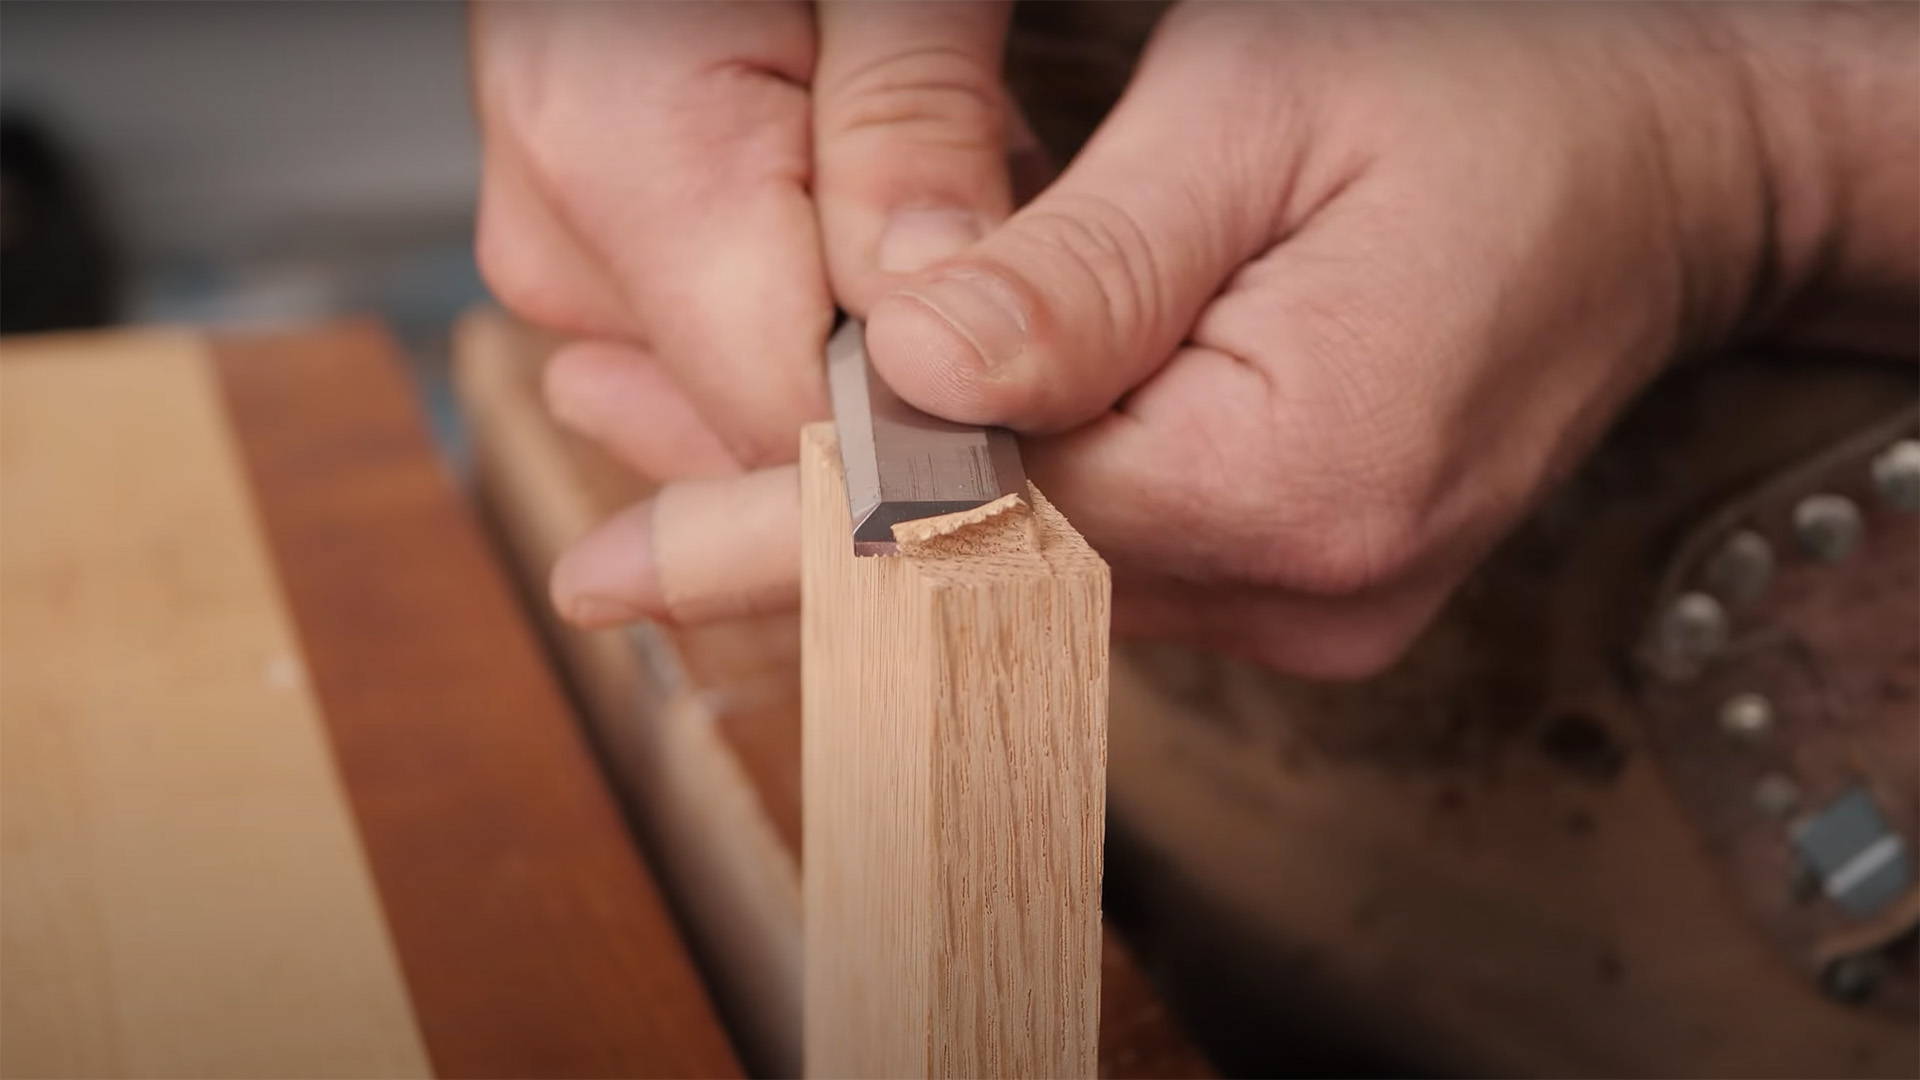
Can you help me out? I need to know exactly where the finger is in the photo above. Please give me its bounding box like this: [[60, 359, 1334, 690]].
[[544, 341, 740, 481], [490, 1, 832, 467], [861, 15, 1304, 432], [474, 138, 633, 342], [550, 466, 801, 628], [812, 0, 1015, 312]]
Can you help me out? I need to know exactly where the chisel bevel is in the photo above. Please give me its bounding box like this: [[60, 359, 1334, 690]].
[[825, 319, 1026, 556]]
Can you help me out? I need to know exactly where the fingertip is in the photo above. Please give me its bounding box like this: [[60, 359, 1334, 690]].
[[549, 499, 663, 628]]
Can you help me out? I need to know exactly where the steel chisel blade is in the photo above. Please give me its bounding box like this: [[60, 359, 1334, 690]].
[[826, 319, 1026, 556]]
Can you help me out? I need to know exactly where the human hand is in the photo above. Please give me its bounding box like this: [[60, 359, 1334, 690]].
[[471, 0, 1033, 472], [484, 2, 1917, 676]]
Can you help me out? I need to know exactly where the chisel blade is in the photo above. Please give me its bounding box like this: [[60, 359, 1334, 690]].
[[826, 319, 1026, 556]]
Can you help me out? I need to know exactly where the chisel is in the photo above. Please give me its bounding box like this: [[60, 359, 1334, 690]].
[[825, 318, 1026, 556]]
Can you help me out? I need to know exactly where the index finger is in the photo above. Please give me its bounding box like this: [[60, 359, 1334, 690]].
[[483, 1, 834, 468]]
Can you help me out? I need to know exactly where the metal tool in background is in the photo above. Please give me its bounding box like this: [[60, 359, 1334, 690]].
[[826, 318, 1026, 556]]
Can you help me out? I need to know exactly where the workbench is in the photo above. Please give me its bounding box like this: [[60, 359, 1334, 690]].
[[1, 319, 1210, 1079], [15, 316, 1907, 1079], [0, 324, 739, 1078]]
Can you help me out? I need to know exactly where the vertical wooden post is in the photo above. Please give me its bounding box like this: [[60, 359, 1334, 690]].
[[801, 423, 1109, 1078]]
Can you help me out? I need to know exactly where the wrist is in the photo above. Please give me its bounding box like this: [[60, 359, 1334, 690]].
[[1698, 2, 1919, 353]]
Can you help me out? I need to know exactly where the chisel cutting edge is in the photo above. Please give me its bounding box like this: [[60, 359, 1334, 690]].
[[825, 318, 1027, 556]]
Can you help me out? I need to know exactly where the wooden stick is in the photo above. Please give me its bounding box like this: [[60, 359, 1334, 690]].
[[800, 423, 1110, 1078], [453, 311, 1211, 1078]]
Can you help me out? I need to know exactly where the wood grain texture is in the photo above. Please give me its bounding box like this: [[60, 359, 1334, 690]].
[[800, 424, 1109, 1078], [0, 331, 431, 1079], [211, 323, 741, 1080], [451, 308, 1213, 1079]]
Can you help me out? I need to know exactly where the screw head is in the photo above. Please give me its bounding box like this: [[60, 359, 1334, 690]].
[[1652, 591, 1729, 680], [1754, 773, 1801, 817], [1793, 494, 1863, 563], [1719, 692, 1774, 740], [1870, 438, 1920, 512], [1702, 529, 1774, 607]]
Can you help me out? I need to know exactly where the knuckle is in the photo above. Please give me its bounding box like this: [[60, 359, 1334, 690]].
[[671, 62, 813, 185], [475, 208, 589, 335], [520, 63, 807, 221], [819, 46, 1006, 148]]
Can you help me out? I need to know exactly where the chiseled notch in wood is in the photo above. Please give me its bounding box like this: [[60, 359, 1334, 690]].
[[800, 423, 1110, 1079]]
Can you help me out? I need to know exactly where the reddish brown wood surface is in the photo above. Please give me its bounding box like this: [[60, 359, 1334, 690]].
[[213, 323, 741, 1080]]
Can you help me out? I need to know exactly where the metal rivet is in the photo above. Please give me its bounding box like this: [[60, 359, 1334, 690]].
[[1821, 952, 1886, 1005], [1870, 439, 1920, 512], [1702, 530, 1774, 607], [1793, 494, 1863, 563], [1719, 692, 1774, 740], [1652, 591, 1729, 679], [1754, 773, 1801, 817]]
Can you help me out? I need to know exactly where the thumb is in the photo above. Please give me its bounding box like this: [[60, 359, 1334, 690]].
[[812, 1, 1015, 313], [863, 44, 1284, 432]]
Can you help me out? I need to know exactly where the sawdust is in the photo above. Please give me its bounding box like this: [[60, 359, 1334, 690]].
[[892, 491, 1040, 558]]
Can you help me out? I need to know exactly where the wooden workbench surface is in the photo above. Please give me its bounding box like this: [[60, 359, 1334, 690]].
[[0, 324, 740, 1079]]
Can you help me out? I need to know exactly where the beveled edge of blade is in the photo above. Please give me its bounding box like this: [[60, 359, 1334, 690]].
[[850, 498, 1001, 556], [828, 317, 1030, 557], [982, 427, 1026, 502], [826, 319, 883, 542]]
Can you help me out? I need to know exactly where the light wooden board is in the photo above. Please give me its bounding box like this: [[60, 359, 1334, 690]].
[[0, 332, 430, 1078], [799, 426, 1109, 1078]]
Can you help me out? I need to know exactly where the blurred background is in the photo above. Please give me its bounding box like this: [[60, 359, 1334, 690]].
[[2, 0, 485, 446]]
